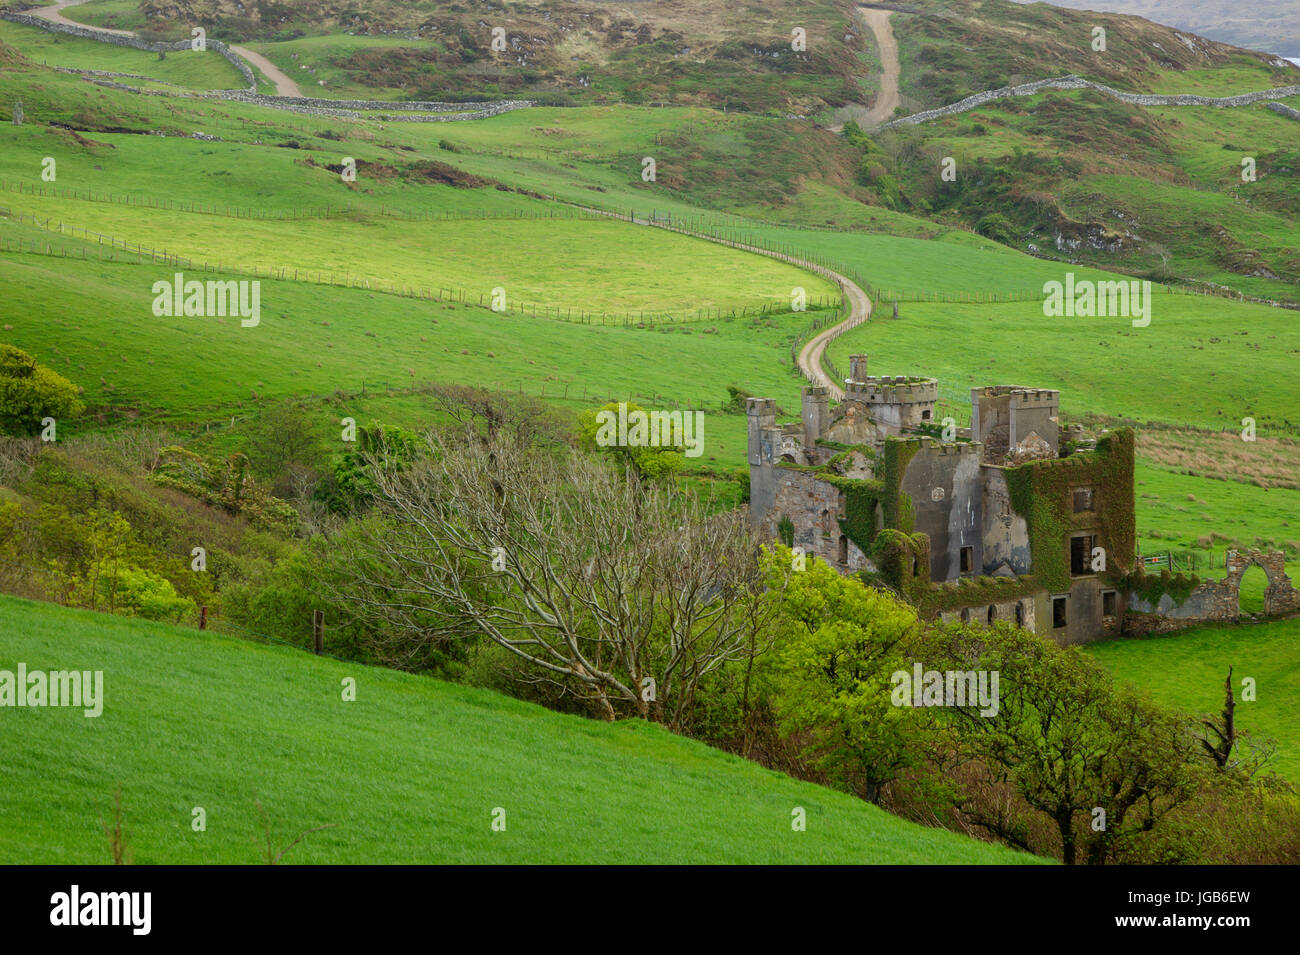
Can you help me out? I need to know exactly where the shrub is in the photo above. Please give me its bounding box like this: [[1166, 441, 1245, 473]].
[[0, 345, 84, 436]]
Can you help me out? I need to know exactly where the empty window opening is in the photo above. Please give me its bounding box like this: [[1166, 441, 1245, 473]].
[[1073, 488, 1095, 513], [912, 557, 920, 577], [986, 605, 996, 624], [838, 535, 848, 564], [959, 546, 974, 574], [921, 410, 932, 421], [960, 608, 971, 622], [1070, 535, 1096, 576], [821, 509, 831, 538], [1014, 602, 1025, 627], [1052, 596, 1068, 629], [1102, 590, 1117, 617]]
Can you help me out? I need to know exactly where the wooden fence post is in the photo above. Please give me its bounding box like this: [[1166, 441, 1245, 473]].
[[199, 606, 208, 630], [313, 610, 324, 655]]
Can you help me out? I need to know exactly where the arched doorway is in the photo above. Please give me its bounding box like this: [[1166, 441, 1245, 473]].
[[1239, 563, 1269, 615]]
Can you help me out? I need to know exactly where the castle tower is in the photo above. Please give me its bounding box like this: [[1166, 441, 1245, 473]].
[[970, 386, 1061, 460], [746, 397, 779, 524], [801, 386, 829, 448], [843, 357, 939, 436]]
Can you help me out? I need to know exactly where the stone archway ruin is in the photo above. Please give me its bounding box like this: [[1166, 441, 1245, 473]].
[[1224, 549, 1300, 617]]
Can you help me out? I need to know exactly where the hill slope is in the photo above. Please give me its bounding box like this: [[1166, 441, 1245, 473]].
[[0, 596, 1043, 864]]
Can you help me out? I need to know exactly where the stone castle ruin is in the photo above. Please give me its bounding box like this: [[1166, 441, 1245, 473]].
[[748, 355, 1298, 644]]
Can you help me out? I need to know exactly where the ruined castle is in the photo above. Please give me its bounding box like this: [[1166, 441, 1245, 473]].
[[748, 356, 1298, 643]]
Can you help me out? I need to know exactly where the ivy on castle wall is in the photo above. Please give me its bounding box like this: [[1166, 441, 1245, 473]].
[[872, 528, 930, 600], [882, 437, 919, 533], [822, 474, 883, 555], [1004, 428, 1136, 594], [1120, 568, 1202, 607], [916, 574, 1041, 615]]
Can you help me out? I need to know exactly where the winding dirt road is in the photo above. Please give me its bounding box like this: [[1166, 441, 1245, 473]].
[[858, 7, 901, 126], [29, 0, 302, 96], [227, 44, 301, 97], [831, 7, 902, 131]]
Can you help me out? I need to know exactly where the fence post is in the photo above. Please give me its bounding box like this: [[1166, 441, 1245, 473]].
[[313, 610, 324, 655], [199, 606, 208, 630]]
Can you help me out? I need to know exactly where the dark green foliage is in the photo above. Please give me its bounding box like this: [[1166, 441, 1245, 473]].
[[1122, 568, 1203, 608], [320, 421, 422, 514]]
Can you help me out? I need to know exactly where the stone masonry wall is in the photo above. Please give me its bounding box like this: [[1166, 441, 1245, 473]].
[[879, 74, 1300, 131], [1125, 549, 1300, 633]]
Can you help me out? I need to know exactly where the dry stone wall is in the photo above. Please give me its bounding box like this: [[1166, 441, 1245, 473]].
[[879, 74, 1300, 130]]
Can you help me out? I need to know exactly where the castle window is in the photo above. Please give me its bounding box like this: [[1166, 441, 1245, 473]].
[[1073, 488, 1095, 513], [959, 546, 973, 574], [986, 605, 996, 624], [1052, 596, 1068, 629], [960, 608, 971, 622], [1070, 535, 1096, 575], [1014, 602, 1024, 627], [821, 509, 831, 539], [838, 535, 848, 564], [912, 557, 919, 577], [921, 410, 932, 421], [1103, 590, 1117, 617]]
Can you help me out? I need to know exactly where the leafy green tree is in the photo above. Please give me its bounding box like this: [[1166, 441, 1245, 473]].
[[763, 546, 931, 804], [576, 402, 684, 481], [0, 345, 84, 436], [922, 620, 1199, 864]]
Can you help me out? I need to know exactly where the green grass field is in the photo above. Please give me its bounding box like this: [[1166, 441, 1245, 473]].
[[828, 294, 1300, 435], [1087, 618, 1300, 782], [0, 595, 1042, 864], [0, 250, 810, 467], [0, 20, 246, 91], [0, 191, 835, 315]]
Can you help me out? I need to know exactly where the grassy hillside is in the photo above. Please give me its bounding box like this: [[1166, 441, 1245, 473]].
[[0, 595, 1043, 864], [0, 20, 246, 91], [1087, 617, 1300, 782]]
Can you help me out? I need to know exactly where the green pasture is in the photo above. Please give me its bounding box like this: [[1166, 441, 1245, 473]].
[[0, 595, 1041, 864], [827, 294, 1300, 433], [0, 250, 811, 457], [1, 189, 837, 314], [1088, 618, 1300, 783], [0, 19, 246, 91]]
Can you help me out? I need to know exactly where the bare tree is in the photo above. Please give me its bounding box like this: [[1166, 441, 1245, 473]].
[[326, 426, 776, 727]]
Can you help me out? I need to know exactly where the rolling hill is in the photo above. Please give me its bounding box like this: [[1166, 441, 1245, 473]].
[[0, 595, 1044, 864]]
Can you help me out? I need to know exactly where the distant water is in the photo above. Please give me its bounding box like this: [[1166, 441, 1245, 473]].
[[1289, 57, 1300, 68]]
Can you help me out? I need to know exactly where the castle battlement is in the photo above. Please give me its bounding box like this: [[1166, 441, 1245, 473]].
[[973, 385, 1060, 407], [845, 379, 940, 404], [915, 436, 983, 456]]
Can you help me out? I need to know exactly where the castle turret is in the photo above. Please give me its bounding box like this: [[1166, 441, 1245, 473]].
[[843, 357, 939, 436]]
